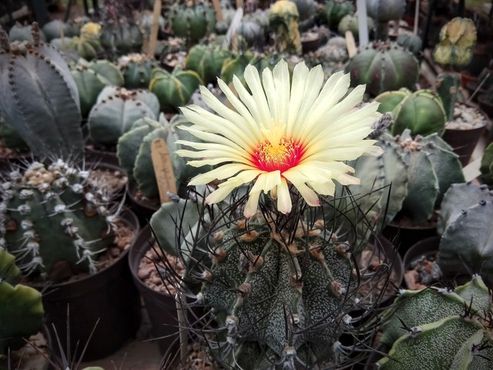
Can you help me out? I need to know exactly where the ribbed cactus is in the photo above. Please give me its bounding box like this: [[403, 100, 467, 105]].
[[0, 23, 84, 160], [42, 20, 78, 42], [376, 89, 447, 136], [100, 21, 143, 56], [88, 87, 158, 146], [0, 117, 28, 153], [396, 33, 423, 55], [220, 53, 254, 84], [185, 45, 231, 85], [269, 0, 302, 54], [0, 249, 44, 356], [236, 14, 267, 48], [117, 115, 199, 200], [323, 0, 354, 29], [366, 0, 406, 39], [149, 68, 201, 112], [118, 53, 154, 89], [337, 14, 374, 39], [437, 183, 493, 287], [434, 17, 477, 68], [480, 143, 493, 185], [72, 60, 124, 117], [0, 160, 120, 281], [170, 1, 216, 44], [378, 276, 493, 369], [346, 42, 419, 96], [8, 23, 45, 43]]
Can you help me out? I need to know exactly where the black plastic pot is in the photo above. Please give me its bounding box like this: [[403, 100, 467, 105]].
[[383, 221, 437, 257], [38, 209, 141, 362], [128, 226, 179, 355], [85, 147, 119, 166], [443, 124, 486, 166], [402, 236, 439, 289]]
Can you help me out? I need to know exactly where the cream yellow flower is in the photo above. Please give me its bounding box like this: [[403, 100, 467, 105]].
[[177, 60, 382, 217]]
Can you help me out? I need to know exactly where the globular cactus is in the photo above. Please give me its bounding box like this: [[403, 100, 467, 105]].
[[433, 17, 477, 68], [220, 53, 254, 84], [316, 36, 349, 64], [88, 87, 158, 146], [117, 115, 199, 200], [236, 15, 267, 48], [185, 45, 231, 85], [366, 0, 406, 39], [376, 89, 447, 136], [0, 249, 43, 356], [0, 159, 121, 281], [51, 21, 103, 61], [346, 42, 419, 96], [291, 0, 318, 30], [118, 53, 155, 89], [71, 60, 124, 117], [269, 0, 302, 54], [480, 142, 493, 186], [149, 68, 201, 112], [378, 276, 493, 369], [0, 23, 84, 160], [437, 183, 493, 287], [100, 21, 143, 56], [8, 23, 45, 43], [323, 0, 354, 29], [42, 19, 79, 42], [169, 1, 216, 44], [397, 33, 423, 56], [337, 14, 374, 39]]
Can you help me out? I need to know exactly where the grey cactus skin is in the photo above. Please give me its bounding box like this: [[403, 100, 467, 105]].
[[0, 23, 84, 160], [0, 160, 121, 281], [378, 276, 493, 370]]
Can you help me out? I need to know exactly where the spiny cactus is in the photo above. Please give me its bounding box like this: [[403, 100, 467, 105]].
[[118, 53, 155, 89], [366, 0, 406, 40], [437, 183, 493, 287], [376, 89, 447, 136], [346, 42, 419, 96], [0, 23, 84, 160], [185, 45, 231, 85], [149, 68, 201, 112], [169, 1, 216, 44], [378, 276, 493, 369], [269, 0, 302, 54], [72, 60, 124, 117], [0, 249, 44, 356], [88, 87, 158, 146], [0, 159, 122, 281], [480, 143, 493, 186], [323, 0, 354, 29]]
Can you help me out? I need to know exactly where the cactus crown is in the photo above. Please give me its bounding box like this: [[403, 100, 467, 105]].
[[0, 159, 122, 281]]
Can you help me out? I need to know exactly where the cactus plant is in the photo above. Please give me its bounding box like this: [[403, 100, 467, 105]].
[[366, 0, 406, 40], [0, 117, 29, 154], [185, 45, 231, 85], [72, 60, 124, 117], [0, 249, 44, 356], [42, 19, 78, 42], [269, 0, 302, 54], [0, 23, 84, 160], [376, 89, 447, 136], [236, 15, 266, 48], [346, 42, 419, 96], [377, 276, 493, 369], [436, 73, 462, 122], [396, 33, 422, 55], [118, 53, 154, 89], [220, 53, 254, 84], [149, 68, 201, 112], [0, 159, 123, 280], [100, 21, 143, 56], [8, 23, 45, 43], [337, 14, 374, 39], [169, 1, 216, 44], [323, 0, 354, 29], [480, 143, 493, 186], [88, 87, 158, 146], [437, 183, 493, 287]]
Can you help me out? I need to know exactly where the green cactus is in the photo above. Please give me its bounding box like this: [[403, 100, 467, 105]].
[[377, 276, 493, 369], [42, 20, 78, 42], [396, 33, 423, 56], [71, 60, 124, 117], [8, 23, 45, 43], [0, 249, 44, 356], [337, 14, 374, 39], [436, 73, 461, 121], [220, 53, 254, 84], [100, 22, 143, 56], [437, 183, 493, 287], [0, 117, 29, 153], [0, 160, 120, 281], [346, 42, 419, 96], [185, 45, 231, 85], [366, 0, 406, 40], [88, 87, 158, 146], [236, 15, 266, 48], [0, 23, 84, 160], [118, 53, 154, 89], [323, 0, 354, 29], [149, 68, 201, 112], [376, 89, 447, 136], [480, 143, 493, 186], [169, 2, 216, 44]]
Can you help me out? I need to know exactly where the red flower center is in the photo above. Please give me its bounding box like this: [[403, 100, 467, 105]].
[[251, 138, 305, 173]]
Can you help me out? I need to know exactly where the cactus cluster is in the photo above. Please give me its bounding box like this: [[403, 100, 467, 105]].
[[437, 183, 493, 287], [118, 53, 155, 89], [185, 45, 231, 85], [88, 87, 159, 146], [378, 276, 493, 369], [169, 1, 216, 44], [0, 249, 43, 356], [376, 89, 447, 136], [50, 21, 103, 62], [269, 0, 302, 54], [0, 160, 121, 281], [149, 68, 201, 112], [346, 42, 419, 96], [0, 23, 84, 160]]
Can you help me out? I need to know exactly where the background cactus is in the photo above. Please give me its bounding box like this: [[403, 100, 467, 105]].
[[396, 33, 423, 56], [0, 117, 29, 154], [88, 87, 158, 146], [8, 23, 45, 43], [337, 14, 374, 39], [42, 19, 79, 42], [118, 53, 154, 89], [322, 0, 354, 29], [100, 21, 143, 56], [346, 42, 419, 96], [0, 160, 121, 281], [376, 89, 447, 136], [366, 0, 406, 40], [480, 143, 493, 185], [185, 44, 231, 85], [149, 68, 201, 112], [0, 249, 44, 357], [0, 23, 84, 160], [269, 0, 302, 54], [377, 276, 493, 369], [437, 183, 493, 287], [170, 1, 216, 44]]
